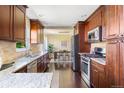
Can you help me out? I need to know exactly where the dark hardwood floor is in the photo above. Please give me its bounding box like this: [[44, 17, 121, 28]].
[[46, 63, 88, 88]]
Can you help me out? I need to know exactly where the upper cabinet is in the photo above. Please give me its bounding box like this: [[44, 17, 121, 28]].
[[30, 20, 44, 44], [101, 6, 107, 41], [119, 6, 124, 37], [84, 22, 89, 42], [105, 6, 120, 39], [74, 21, 90, 53], [88, 7, 102, 30], [13, 6, 26, 42], [85, 6, 106, 41], [0, 6, 13, 41], [0, 5, 26, 42]]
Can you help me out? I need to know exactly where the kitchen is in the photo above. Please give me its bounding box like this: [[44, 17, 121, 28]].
[[0, 5, 124, 89]]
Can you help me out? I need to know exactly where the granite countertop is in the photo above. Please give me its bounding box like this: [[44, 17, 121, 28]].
[[0, 73, 53, 88], [91, 58, 106, 65], [78, 52, 90, 55], [0, 51, 48, 77]]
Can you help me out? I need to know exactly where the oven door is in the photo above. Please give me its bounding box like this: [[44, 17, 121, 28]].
[[81, 59, 90, 86], [81, 61, 90, 79]]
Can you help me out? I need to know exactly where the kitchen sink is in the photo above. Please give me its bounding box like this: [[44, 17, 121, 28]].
[[0, 62, 15, 71], [26, 54, 39, 58]]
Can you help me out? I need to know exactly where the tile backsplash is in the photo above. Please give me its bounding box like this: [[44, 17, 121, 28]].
[[0, 41, 26, 64], [91, 42, 106, 52], [0, 40, 43, 64], [30, 44, 43, 54]]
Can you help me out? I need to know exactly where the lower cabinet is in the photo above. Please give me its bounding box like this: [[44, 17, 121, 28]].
[[37, 53, 49, 72], [14, 66, 27, 73], [106, 40, 120, 87], [27, 60, 37, 73], [90, 60, 107, 88], [37, 57, 44, 72], [15, 53, 49, 73]]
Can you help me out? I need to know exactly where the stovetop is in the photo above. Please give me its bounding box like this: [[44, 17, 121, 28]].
[[80, 53, 105, 62], [81, 53, 104, 58]]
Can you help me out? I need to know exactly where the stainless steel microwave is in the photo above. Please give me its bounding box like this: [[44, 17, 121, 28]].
[[88, 26, 102, 43]]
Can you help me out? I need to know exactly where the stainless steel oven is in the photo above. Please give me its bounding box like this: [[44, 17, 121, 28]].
[[88, 26, 102, 43], [80, 56, 90, 86]]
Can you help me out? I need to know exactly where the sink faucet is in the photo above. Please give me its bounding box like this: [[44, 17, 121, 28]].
[[25, 49, 32, 57]]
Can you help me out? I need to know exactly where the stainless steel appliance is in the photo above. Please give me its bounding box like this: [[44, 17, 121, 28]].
[[71, 35, 80, 71], [88, 26, 102, 42], [79, 47, 106, 86]]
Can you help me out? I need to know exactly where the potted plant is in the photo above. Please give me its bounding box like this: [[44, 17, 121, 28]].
[[48, 43, 54, 59]]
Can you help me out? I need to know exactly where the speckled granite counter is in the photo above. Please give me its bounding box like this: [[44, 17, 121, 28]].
[[0, 51, 48, 78], [91, 58, 106, 65], [0, 73, 53, 88]]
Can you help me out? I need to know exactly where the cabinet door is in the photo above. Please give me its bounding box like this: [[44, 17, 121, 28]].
[[119, 39, 124, 87], [30, 21, 38, 43], [37, 24, 41, 43], [15, 66, 27, 73], [102, 6, 107, 41], [106, 6, 119, 39], [27, 60, 37, 73], [84, 22, 89, 42], [119, 6, 124, 37], [106, 40, 120, 87], [0, 5, 13, 40], [37, 57, 44, 72], [14, 6, 25, 41], [91, 64, 99, 88], [30, 21, 43, 44], [98, 67, 107, 88], [40, 26, 44, 43]]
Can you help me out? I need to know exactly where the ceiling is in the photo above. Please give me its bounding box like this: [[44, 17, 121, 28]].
[[26, 5, 100, 28], [44, 28, 73, 35]]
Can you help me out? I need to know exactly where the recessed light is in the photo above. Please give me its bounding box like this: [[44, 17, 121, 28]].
[[39, 14, 43, 17], [81, 14, 87, 18]]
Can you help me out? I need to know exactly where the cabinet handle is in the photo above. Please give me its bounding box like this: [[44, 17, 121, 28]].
[[94, 70, 98, 72], [111, 40, 118, 43], [121, 40, 124, 43], [119, 34, 124, 37]]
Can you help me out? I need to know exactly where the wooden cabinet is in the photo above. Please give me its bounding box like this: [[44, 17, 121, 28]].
[[106, 40, 120, 87], [15, 53, 48, 73], [118, 6, 124, 38], [85, 6, 106, 41], [105, 6, 120, 39], [37, 55, 47, 73], [84, 22, 89, 42], [0, 5, 26, 42], [27, 60, 37, 73], [14, 66, 27, 73], [30, 20, 44, 44], [105, 6, 124, 88], [91, 64, 99, 88], [90, 60, 107, 88], [101, 6, 107, 41], [74, 21, 90, 53], [13, 6, 26, 42], [88, 7, 102, 30], [0, 5, 13, 40], [119, 39, 124, 87]]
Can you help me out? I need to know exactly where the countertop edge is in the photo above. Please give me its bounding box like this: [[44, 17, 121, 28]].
[[0, 52, 48, 74], [91, 58, 106, 65]]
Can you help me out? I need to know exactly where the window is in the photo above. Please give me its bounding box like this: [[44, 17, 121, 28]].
[[61, 41, 67, 48]]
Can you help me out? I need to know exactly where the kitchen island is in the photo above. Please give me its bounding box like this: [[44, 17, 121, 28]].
[[0, 73, 53, 88]]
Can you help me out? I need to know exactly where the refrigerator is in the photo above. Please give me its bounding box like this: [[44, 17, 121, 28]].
[[71, 35, 80, 72]]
